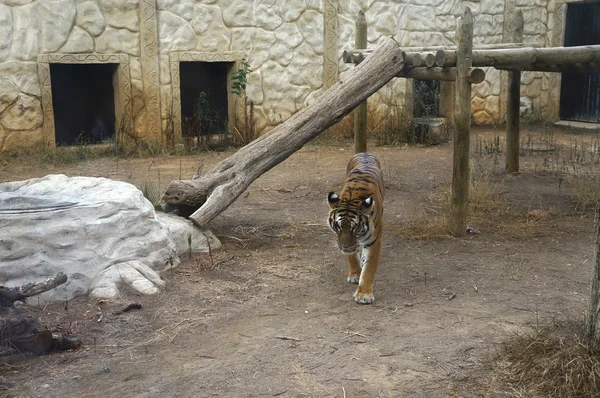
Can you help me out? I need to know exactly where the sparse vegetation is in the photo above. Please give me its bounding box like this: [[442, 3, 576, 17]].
[[481, 320, 600, 398]]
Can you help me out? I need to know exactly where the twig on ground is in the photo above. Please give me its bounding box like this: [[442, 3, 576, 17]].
[[113, 303, 143, 315], [274, 335, 301, 342]]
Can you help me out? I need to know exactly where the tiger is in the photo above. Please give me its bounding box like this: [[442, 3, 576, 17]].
[[327, 152, 384, 304]]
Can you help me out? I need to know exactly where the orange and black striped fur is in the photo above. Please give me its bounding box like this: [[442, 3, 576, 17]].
[[327, 152, 384, 304]]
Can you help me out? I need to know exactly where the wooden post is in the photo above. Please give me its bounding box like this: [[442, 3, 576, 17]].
[[587, 200, 600, 353], [450, 7, 473, 237], [354, 11, 368, 153], [506, 10, 524, 174]]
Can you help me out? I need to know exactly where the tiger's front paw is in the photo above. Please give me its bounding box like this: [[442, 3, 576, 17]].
[[347, 275, 360, 284], [353, 291, 375, 304]]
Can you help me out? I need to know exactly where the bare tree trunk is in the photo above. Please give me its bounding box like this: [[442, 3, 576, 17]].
[[163, 37, 406, 227], [587, 200, 600, 353], [0, 273, 79, 355]]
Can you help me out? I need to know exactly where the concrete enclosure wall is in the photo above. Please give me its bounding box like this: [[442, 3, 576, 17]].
[[0, 0, 583, 151]]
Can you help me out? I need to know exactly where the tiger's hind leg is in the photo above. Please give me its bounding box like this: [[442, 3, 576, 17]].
[[347, 252, 361, 284], [354, 238, 382, 304]]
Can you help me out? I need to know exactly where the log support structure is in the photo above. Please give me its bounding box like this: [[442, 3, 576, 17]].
[[164, 7, 600, 237], [505, 10, 524, 174], [340, 8, 600, 235], [450, 8, 474, 237]]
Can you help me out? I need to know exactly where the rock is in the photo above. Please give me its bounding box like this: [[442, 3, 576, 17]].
[[405, 5, 436, 32], [0, 79, 19, 115], [1, 0, 35, 4], [282, 0, 305, 22], [10, 2, 38, 61], [297, 10, 323, 55], [97, 0, 139, 31], [0, 94, 42, 131], [95, 27, 139, 56], [0, 4, 12, 62], [473, 110, 495, 125], [191, 4, 230, 51], [76, 0, 106, 37], [59, 26, 94, 53], [222, 0, 253, 27], [260, 60, 295, 115], [158, 11, 197, 53], [230, 28, 275, 70], [39, 0, 76, 53], [522, 6, 547, 35], [289, 42, 323, 90], [246, 70, 264, 105], [485, 95, 500, 123], [305, 0, 323, 12], [155, 213, 221, 254], [471, 95, 485, 112], [255, 2, 283, 30], [1, 128, 43, 151], [473, 13, 494, 37], [0, 61, 39, 97], [0, 175, 181, 302], [157, 0, 193, 21], [481, 0, 504, 14], [274, 22, 303, 49]]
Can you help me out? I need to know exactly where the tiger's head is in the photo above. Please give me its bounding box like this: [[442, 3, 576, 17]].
[[327, 192, 374, 254]]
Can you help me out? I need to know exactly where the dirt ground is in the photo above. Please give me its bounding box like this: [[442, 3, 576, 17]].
[[0, 126, 598, 397]]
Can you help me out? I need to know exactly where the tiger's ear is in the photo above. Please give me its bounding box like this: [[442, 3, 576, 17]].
[[328, 192, 340, 208], [362, 197, 374, 208]]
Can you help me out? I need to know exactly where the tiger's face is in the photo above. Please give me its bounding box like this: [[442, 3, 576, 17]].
[[327, 192, 374, 254]]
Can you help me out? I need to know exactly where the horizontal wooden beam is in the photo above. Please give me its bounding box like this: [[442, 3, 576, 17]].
[[436, 44, 600, 69], [344, 50, 436, 66], [495, 61, 600, 73], [395, 66, 485, 83]]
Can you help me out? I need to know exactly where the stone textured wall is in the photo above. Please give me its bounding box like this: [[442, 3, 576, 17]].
[[0, 0, 566, 150], [0, 0, 143, 150], [157, 0, 326, 135], [338, 0, 552, 127]]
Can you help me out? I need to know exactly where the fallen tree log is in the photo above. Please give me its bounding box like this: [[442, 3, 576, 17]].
[[163, 37, 405, 227], [0, 272, 67, 307], [0, 273, 80, 355]]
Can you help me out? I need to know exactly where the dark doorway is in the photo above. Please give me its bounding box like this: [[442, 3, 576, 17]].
[[50, 63, 117, 146], [413, 79, 440, 117], [560, 1, 600, 123], [179, 62, 229, 138]]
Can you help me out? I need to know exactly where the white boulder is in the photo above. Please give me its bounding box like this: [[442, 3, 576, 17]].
[[0, 175, 219, 303]]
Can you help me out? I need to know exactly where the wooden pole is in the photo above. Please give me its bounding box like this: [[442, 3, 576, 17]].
[[345, 43, 540, 64], [495, 62, 600, 73], [354, 11, 368, 154], [396, 67, 485, 83], [587, 200, 600, 353], [450, 7, 473, 237], [424, 53, 436, 67], [506, 10, 524, 174], [405, 52, 423, 66]]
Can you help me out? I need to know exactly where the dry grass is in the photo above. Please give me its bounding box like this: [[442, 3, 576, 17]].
[[393, 171, 534, 239], [483, 322, 600, 398], [569, 173, 600, 212]]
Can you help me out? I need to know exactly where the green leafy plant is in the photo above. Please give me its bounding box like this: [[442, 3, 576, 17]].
[[231, 58, 250, 98]]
